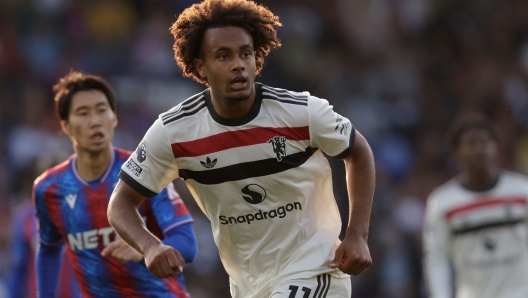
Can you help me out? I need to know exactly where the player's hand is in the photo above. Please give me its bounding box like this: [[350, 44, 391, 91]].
[[143, 243, 184, 278], [329, 232, 372, 276], [101, 239, 143, 264]]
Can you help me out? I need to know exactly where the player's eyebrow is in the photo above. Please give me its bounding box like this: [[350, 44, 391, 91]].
[[73, 101, 108, 112], [239, 44, 253, 51], [213, 44, 253, 53]]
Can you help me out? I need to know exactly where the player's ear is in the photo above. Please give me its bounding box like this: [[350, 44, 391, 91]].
[[60, 120, 72, 137], [112, 114, 118, 129], [193, 58, 206, 79]]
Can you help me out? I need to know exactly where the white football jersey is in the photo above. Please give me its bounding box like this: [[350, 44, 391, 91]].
[[423, 171, 528, 298], [120, 83, 352, 297]]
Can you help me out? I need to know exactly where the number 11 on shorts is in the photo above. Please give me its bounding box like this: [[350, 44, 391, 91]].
[[288, 285, 311, 298]]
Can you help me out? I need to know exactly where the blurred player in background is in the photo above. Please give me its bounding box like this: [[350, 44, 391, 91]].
[[33, 71, 197, 297], [7, 173, 79, 298], [423, 113, 528, 298], [108, 0, 376, 297]]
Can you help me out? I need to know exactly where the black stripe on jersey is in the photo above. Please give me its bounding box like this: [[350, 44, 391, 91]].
[[162, 98, 204, 122], [263, 94, 308, 106], [162, 93, 206, 124], [318, 275, 327, 298], [261, 86, 308, 101], [163, 102, 208, 125], [452, 218, 525, 235], [333, 126, 356, 159], [262, 89, 308, 106], [322, 274, 331, 298], [313, 275, 322, 298], [161, 93, 203, 120], [119, 170, 158, 198], [179, 147, 317, 185], [162, 92, 205, 120]]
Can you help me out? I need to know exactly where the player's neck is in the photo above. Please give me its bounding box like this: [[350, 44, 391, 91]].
[[458, 167, 500, 192], [74, 145, 113, 182], [209, 86, 256, 118]]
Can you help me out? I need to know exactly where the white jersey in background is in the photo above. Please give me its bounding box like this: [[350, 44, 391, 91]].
[[120, 83, 352, 298], [423, 171, 528, 298]]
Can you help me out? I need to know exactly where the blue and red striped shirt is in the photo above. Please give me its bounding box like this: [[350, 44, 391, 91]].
[[7, 201, 79, 298], [33, 148, 194, 298]]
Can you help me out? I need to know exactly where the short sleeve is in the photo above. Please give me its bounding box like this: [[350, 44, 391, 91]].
[[308, 96, 355, 159], [119, 118, 179, 197], [33, 183, 63, 246], [147, 183, 193, 235]]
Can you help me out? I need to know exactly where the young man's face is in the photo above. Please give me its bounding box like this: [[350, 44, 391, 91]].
[[61, 90, 117, 154], [455, 128, 497, 173], [194, 26, 257, 102]]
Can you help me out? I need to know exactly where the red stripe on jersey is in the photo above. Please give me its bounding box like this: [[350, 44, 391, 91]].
[[67, 250, 94, 298], [84, 186, 139, 297], [44, 184, 67, 236], [171, 126, 310, 158], [165, 277, 189, 298], [115, 148, 132, 160], [140, 201, 164, 239], [445, 197, 527, 219]]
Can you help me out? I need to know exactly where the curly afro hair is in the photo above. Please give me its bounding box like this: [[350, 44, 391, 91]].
[[53, 70, 116, 121], [170, 0, 282, 84], [447, 112, 497, 152]]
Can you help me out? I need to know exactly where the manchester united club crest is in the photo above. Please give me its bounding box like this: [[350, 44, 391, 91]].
[[268, 136, 286, 162]]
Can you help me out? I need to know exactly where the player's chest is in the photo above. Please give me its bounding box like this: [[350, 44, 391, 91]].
[[444, 194, 528, 234]]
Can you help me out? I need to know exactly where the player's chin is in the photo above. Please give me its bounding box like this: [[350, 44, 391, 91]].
[[85, 142, 110, 154], [225, 90, 251, 102]]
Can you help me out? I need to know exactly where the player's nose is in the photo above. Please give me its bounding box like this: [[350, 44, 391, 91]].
[[88, 112, 102, 127], [231, 56, 245, 72]]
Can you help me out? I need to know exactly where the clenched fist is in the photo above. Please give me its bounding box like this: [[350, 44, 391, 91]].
[[329, 233, 372, 276], [143, 243, 184, 278]]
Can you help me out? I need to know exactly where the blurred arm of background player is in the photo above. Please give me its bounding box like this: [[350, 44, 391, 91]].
[[329, 131, 376, 276], [422, 194, 453, 298], [108, 182, 188, 278]]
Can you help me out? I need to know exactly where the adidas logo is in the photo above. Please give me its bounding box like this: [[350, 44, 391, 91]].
[[200, 157, 217, 169]]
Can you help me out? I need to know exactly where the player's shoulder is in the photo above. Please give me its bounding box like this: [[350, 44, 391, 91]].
[[34, 157, 72, 189], [427, 178, 460, 203], [261, 84, 334, 113], [160, 90, 208, 126], [260, 83, 310, 104], [501, 170, 528, 185]]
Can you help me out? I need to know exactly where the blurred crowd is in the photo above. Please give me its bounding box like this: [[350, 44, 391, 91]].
[[1, 0, 528, 297]]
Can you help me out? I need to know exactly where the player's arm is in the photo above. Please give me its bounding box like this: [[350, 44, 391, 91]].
[[108, 181, 184, 277], [33, 182, 66, 298], [145, 183, 197, 263], [329, 130, 375, 275], [108, 118, 183, 277], [7, 209, 30, 298], [423, 196, 452, 298], [306, 96, 375, 275]]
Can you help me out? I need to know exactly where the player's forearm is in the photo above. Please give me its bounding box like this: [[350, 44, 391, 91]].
[[343, 131, 375, 238], [108, 184, 162, 255], [36, 243, 64, 298]]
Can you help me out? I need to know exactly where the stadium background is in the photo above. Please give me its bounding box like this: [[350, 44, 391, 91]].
[[1, 0, 528, 297]]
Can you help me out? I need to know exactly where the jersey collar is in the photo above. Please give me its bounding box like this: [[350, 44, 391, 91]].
[[205, 82, 262, 126], [71, 148, 116, 187]]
